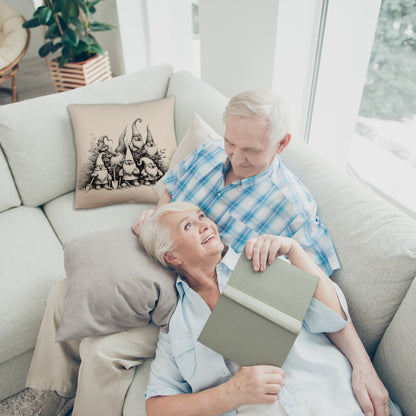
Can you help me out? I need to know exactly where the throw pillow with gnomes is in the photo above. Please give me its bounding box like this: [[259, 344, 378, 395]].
[[68, 97, 176, 209]]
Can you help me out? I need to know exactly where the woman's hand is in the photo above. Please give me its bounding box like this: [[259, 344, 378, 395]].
[[245, 235, 297, 271], [131, 209, 156, 236], [225, 365, 285, 407]]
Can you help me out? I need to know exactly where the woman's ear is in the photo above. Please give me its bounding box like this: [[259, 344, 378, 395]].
[[164, 252, 183, 266]]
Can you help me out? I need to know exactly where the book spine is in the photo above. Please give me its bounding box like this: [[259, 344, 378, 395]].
[[222, 285, 302, 334]]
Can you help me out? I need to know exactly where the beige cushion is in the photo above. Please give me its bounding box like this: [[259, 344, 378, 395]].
[[0, 64, 173, 207], [154, 113, 222, 197], [0, 3, 27, 69], [56, 227, 178, 341], [280, 141, 416, 357], [68, 97, 176, 209]]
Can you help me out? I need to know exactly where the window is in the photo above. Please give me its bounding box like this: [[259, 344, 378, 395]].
[[347, 0, 416, 218]]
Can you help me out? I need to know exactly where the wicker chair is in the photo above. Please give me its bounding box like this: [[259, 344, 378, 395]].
[[0, 2, 30, 103]]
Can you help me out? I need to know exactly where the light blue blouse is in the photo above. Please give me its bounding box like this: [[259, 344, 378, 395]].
[[145, 248, 399, 415]]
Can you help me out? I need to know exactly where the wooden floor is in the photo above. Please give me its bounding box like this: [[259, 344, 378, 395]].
[[0, 56, 56, 106]]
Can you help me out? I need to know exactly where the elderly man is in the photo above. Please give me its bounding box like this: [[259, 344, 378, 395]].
[[28, 90, 388, 416], [133, 89, 389, 415]]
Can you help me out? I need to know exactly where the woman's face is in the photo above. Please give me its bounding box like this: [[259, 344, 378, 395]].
[[163, 209, 224, 266]]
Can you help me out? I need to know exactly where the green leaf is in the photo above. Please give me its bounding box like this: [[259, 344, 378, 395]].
[[44, 23, 59, 39], [89, 43, 105, 56], [39, 7, 52, 24], [62, 0, 79, 21], [22, 17, 41, 28], [51, 42, 63, 53], [38, 41, 53, 57], [62, 28, 79, 46], [69, 16, 85, 32], [61, 45, 72, 59], [89, 22, 114, 31], [59, 55, 69, 68], [53, 0, 65, 13]]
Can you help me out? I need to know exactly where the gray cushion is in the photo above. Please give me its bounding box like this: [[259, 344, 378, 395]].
[[373, 277, 416, 416], [0, 145, 20, 212], [167, 70, 228, 143], [0, 64, 173, 207], [280, 141, 416, 356], [56, 227, 178, 341], [0, 206, 65, 364]]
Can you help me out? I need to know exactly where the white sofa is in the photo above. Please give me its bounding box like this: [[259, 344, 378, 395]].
[[0, 64, 415, 416]]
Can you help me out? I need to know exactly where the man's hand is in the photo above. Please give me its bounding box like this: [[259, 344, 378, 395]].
[[225, 365, 284, 408], [131, 209, 156, 236], [352, 364, 390, 416], [245, 235, 296, 272]]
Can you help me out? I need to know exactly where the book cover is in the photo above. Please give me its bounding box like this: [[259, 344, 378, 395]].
[[198, 255, 319, 367]]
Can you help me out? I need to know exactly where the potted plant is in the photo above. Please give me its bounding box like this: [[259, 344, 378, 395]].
[[23, 0, 116, 92]]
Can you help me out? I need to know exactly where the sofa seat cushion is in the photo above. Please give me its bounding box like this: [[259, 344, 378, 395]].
[[43, 191, 155, 244], [0, 64, 173, 208], [0, 206, 65, 364], [123, 358, 153, 416], [280, 141, 416, 356], [0, 145, 20, 212]]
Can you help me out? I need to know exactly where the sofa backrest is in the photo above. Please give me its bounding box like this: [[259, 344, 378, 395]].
[[281, 141, 416, 355], [0, 64, 173, 207], [0, 144, 21, 212]]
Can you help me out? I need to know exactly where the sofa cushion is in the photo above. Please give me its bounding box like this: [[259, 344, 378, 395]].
[[280, 141, 416, 357], [0, 145, 20, 212], [0, 64, 173, 207], [0, 206, 65, 364], [167, 70, 228, 144], [43, 191, 153, 244], [69, 97, 176, 209], [56, 228, 177, 341], [373, 277, 416, 416]]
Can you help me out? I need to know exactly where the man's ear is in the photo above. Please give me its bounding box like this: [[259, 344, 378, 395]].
[[276, 133, 291, 154], [164, 252, 183, 266]]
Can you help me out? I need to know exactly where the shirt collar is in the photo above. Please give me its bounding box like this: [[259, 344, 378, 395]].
[[175, 246, 240, 295], [221, 156, 280, 187]]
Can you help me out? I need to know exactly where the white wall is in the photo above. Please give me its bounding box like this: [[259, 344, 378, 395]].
[[199, 0, 280, 98]]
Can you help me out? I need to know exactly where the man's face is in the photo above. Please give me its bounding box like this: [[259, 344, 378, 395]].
[[224, 116, 279, 179], [163, 209, 224, 266]]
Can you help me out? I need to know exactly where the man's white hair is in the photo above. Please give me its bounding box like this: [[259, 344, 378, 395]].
[[140, 201, 200, 267], [223, 89, 290, 145]]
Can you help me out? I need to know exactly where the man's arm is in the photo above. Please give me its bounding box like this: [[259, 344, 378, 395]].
[[245, 235, 390, 416], [132, 189, 172, 236]]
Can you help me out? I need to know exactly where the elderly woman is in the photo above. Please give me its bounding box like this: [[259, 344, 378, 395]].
[[140, 202, 400, 416]]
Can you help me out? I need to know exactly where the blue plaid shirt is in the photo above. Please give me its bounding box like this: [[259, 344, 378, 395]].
[[163, 140, 340, 275]]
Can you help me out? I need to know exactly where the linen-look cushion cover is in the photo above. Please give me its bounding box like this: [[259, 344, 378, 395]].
[[69, 97, 176, 209], [56, 227, 177, 341]]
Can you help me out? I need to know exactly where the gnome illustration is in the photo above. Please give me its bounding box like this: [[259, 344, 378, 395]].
[[129, 118, 145, 152], [109, 126, 127, 188], [139, 157, 163, 185], [90, 153, 112, 190], [144, 125, 159, 158], [119, 146, 140, 187]]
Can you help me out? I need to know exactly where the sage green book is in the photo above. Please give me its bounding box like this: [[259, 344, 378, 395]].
[[198, 256, 319, 367]]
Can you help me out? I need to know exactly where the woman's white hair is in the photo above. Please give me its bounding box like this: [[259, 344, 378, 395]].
[[223, 89, 290, 145], [140, 201, 200, 267]]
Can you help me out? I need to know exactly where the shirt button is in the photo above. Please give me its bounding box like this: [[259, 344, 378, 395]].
[[217, 192, 222, 197]]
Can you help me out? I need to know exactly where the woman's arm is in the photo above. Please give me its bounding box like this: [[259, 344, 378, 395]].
[[147, 365, 284, 416]]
